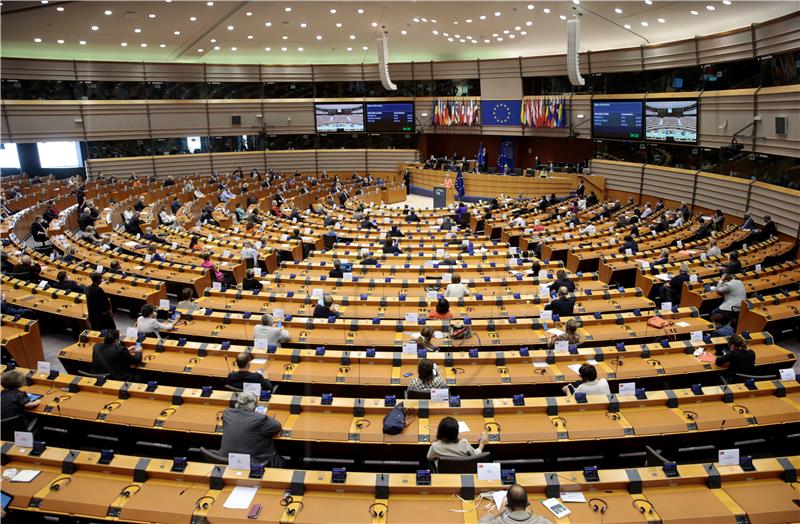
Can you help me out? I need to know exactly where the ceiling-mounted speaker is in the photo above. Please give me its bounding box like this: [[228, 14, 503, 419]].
[[567, 18, 585, 87], [377, 33, 397, 91], [231, 115, 241, 125]]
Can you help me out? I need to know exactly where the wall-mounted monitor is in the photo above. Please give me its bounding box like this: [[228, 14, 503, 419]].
[[591, 100, 643, 140], [37, 141, 83, 169], [0, 143, 21, 169], [645, 99, 698, 143], [315, 103, 364, 132], [365, 102, 414, 132]]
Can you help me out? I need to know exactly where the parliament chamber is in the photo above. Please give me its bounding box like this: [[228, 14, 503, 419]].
[[0, 2, 799, 523]]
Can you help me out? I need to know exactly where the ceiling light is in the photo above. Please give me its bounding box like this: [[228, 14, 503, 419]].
[[640, 21, 648, 26], [247, 35, 253, 39], [559, 15, 567, 20], [214, 45, 220, 50], [56, 6, 64, 11], [246, 11, 252, 16], [210, 38, 216, 43], [526, 21, 533, 26], [174, 30, 181, 35], [657, 17, 666, 23], [336, 22, 342, 27], [690, 10, 699, 15], [459, 38, 465, 42], [284, 6, 291, 12], [140, 43, 147, 47], [431, 19, 437, 23], [706, 5, 715, 10], [614, 8, 623, 14], [722, 0, 731, 4], [644, 0, 653, 4], [494, 11, 501, 16], [315, 34, 322, 40], [91, 25, 99, 31], [329, 8, 336, 14], [34, 37, 42, 43], [265, 22, 272, 27], [297, 47, 303, 51], [453, 21, 459, 24], [624, 24, 631, 29], [148, 13, 156, 18], [349, 34, 356, 39], [371, 22, 378, 27], [357, 9, 364, 14], [227, 25, 234, 30], [447, 37, 454, 42], [543, 8, 551, 14], [503, 30, 509, 34], [484, 39, 490, 43], [40, 0, 48, 3], [520, 31, 527, 35], [231, 46, 237, 51], [120, 42, 127, 46], [573, 0, 580, 4], [300, 22, 307, 27], [401, 29, 408, 35], [413, 17, 419, 22], [527, 4, 534, 9], [496, 37, 503, 41], [432, 30, 439, 35], [362, 45, 368, 50], [282, 35, 288, 40], [206, 1, 213, 5], [514, 25, 521, 30], [265, 47, 271, 51], [492, 33, 498, 37], [454, 34, 461, 38], [159, 43, 166, 47], [466, 18, 472, 23], [190, 16, 197, 21], [346, 46, 352, 51], [197, 48, 204, 52], [508, 34, 515, 39], [79, 40, 88, 45], [281, 47, 287, 51], [421, 17, 427, 22], [480, 15, 487, 20], [134, 28, 142, 33], [443, 32, 449, 36], [57, 39, 64, 44]]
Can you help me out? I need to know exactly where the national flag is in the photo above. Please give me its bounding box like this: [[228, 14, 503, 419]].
[[455, 167, 465, 200], [481, 100, 523, 126]]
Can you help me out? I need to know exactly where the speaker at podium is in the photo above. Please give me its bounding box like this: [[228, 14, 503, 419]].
[[433, 187, 455, 208]]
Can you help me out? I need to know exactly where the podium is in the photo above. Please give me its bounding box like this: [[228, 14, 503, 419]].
[[433, 187, 455, 208]]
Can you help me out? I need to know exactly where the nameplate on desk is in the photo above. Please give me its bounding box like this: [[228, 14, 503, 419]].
[[660, 302, 672, 313], [253, 268, 262, 277], [718, 448, 739, 467], [243, 383, 261, 396], [477, 462, 501, 481], [159, 299, 171, 310], [618, 382, 636, 396], [96, 265, 104, 274], [254, 338, 269, 350], [402, 342, 417, 355], [273, 309, 285, 321], [36, 361, 50, 375], [430, 388, 449, 402], [690, 331, 703, 343], [554, 341, 569, 353], [212, 282, 222, 291], [405, 313, 418, 324], [14, 431, 33, 448], [228, 453, 250, 470], [779, 368, 796, 381], [540, 311, 553, 322], [690, 274, 698, 283], [311, 288, 324, 298], [125, 327, 138, 340]]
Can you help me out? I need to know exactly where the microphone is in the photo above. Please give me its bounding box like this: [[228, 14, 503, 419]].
[[179, 465, 217, 496], [549, 472, 582, 488]]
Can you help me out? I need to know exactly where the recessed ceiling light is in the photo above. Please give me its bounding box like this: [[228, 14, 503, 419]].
[[210, 38, 216, 43], [657, 17, 666, 23], [246, 11, 252, 16], [447, 37, 454, 42], [174, 30, 181, 35], [543, 8, 551, 14], [329, 8, 336, 14], [480, 15, 487, 20], [413, 17, 420, 22], [454, 34, 461, 38], [527, 4, 534, 9], [520, 31, 527, 35], [227, 25, 234, 30], [197, 48, 204, 52], [190, 16, 197, 21], [284, 6, 291, 12], [644, 0, 653, 4], [453, 21, 459, 24], [706, 5, 715, 10], [494, 11, 501, 16], [56, 6, 64, 11], [57, 39, 64, 44], [573, 0, 580, 4], [231, 46, 237, 51], [508, 34, 515, 39], [121, 42, 127, 46], [347, 46, 353, 51], [400, 30, 407, 35], [492, 33, 498, 37], [466, 18, 472, 23], [496, 37, 503, 41], [614, 8, 623, 14], [247, 35, 254, 39], [282, 35, 288, 40], [300, 22, 307, 27], [432, 30, 439, 35], [148, 13, 156, 18], [526, 21, 533, 26], [91, 25, 99, 31], [560, 15, 567, 20], [40, 0, 48, 3], [315, 34, 322, 40], [371, 22, 378, 27], [265, 47, 271, 51], [690, 10, 699, 15], [206, 1, 213, 5], [421, 17, 427, 22], [281, 47, 287, 51], [514, 25, 521, 30], [484, 39, 490, 43], [297, 47, 303, 51], [640, 21, 648, 26], [443, 32, 449, 36], [623, 23, 631, 28], [134, 28, 142, 33], [140, 43, 147, 47], [214, 45, 220, 50], [159, 43, 166, 48], [349, 34, 356, 39], [362, 45, 368, 50], [722, 0, 731, 4], [503, 30, 509, 34], [265, 22, 272, 27], [336, 22, 342, 27], [459, 38, 465, 42], [34, 37, 42, 43], [431, 19, 437, 23], [357, 9, 364, 14]]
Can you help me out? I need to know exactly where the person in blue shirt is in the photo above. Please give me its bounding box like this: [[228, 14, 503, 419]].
[[709, 312, 735, 338], [147, 244, 165, 263], [219, 186, 236, 203]]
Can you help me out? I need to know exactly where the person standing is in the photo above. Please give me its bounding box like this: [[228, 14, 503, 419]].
[[86, 272, 116, 331]]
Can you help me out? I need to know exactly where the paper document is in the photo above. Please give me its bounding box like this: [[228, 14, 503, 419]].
[[457, 421, 471, 433], [11, 470, 41, 483], [491, 491, 507, 511], [560, 491, 586, 503], [223, 485, 258, 509], [547, 328, 565, 336]]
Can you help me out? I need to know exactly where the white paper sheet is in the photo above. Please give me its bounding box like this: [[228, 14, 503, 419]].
[[560, 491, 586, 503], [11, 470, 41, 483], [457, 421, 471, 433], [223, 485, 259, 509]]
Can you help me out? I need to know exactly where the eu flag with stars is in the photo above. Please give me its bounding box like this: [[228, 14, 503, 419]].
[[455, 167, 465, 200], [481, 100, 522, 126]]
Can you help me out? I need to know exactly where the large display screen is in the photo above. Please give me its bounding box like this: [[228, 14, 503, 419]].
[[592, 101, 643, 140], [645, 99, 698, 143], [315, 103, 364, 132], [365, 102, 414, 132], [37, 141, 83, 168]]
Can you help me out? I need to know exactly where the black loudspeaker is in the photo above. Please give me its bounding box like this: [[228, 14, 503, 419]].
[[775, 116, 786, 135], [231, 115, 242, 125]]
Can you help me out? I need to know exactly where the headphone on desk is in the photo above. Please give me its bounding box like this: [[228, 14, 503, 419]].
[[631, 498, 655, 514], [49, 478, 72, 492], [368, 502, 389, 518], [194, 495, 215, 511], [119, 484, 141, 498], [280, 495, 304, 516], [588, 498, 608, 514]]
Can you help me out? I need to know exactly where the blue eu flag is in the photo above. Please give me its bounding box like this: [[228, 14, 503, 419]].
[[481, 100, 522, 126]]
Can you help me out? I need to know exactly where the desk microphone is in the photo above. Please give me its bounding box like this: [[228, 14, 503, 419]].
[[223, 355, 232, 374], [178, 465, 217, 496], [549, 472, 582, 487]]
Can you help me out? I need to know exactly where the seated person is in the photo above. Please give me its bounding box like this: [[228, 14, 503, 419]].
[[652, 248, 670, 266], [478, 484, 552, 524], [60, 246, 77, 264], [147, 244, 165, 263], [444, 274, 470, 299], [439, 252, 457, 266], [359, 248, 378, 266], [53, 270, 83, 293], [715, 334, 755, 378], [329, 259, 344, 279], [712, 273, 746, 322], [382, 237, 402, 255], [91, 329, 142, 382], [548, 318, 580, 348], [226, 352, 273, 391], [544, 286, 575, 316], [241, 269, 263, 291], [388, 225, 405, 237], [721, 252, 742, 275], [406, 358, 446, 394], [427, 416, 488, 465], [135, 304, 180, 336], [709, 312, 734, 338], [77, 226, 102, 244], [13, 255, 42, 282], [429, 298, 453, 319], [618, 235, 638, 255], [313, 295, 340, 319], [143, 227, 167, 245], [706, 238, 722, 258], [661, 262, 690, 304], [159, 206, 176, 226], [176, 288, 201, 313], [553, 270, 575, 293], [562, 363, 610, 397], [253, 314, 290, 348], [219, 391, 284, 467], [0, 291, 37, 319], [413, 326, 438, 351], [1, 369, 41, 418], [406, 210, 421, 223]]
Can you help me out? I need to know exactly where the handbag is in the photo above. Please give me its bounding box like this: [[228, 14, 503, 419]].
[[383, 403, 407, 435], [647, 316, 673, 329], [450, 322, 473, 340]]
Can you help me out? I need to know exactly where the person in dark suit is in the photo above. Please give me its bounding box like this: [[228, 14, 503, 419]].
[[241, 269, 263, 291], [576, 181, 585, 198], [618, 235, 638, 255], [406, 210, 421, 223], [13, 255, 41, 282], [360, 217, 378, 230], [86, 272, 116, 331], [740, 213, 756, 231], [722, 252, 742, 275], [30, 216, 48, 244], [545, 287, 576, 317], [91, 329, 142, 381], [125, 211, 143, 236], [218, 391, 284, 467], [715, 334, 755, 379], [383, 238, 402, 255], [359, 249, 378, 266], [388, 225, 405, 238], [757, 215, 777, 242], [661, 262, 691, 304], [54, 271, 83, 293], [329, 260, 344, 279], [226, 352, 272, 391], [313, 295, 339, 319], [170, 197, 182, 214], [553, 270, 576, 293], [709, 312, 735, 338]]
